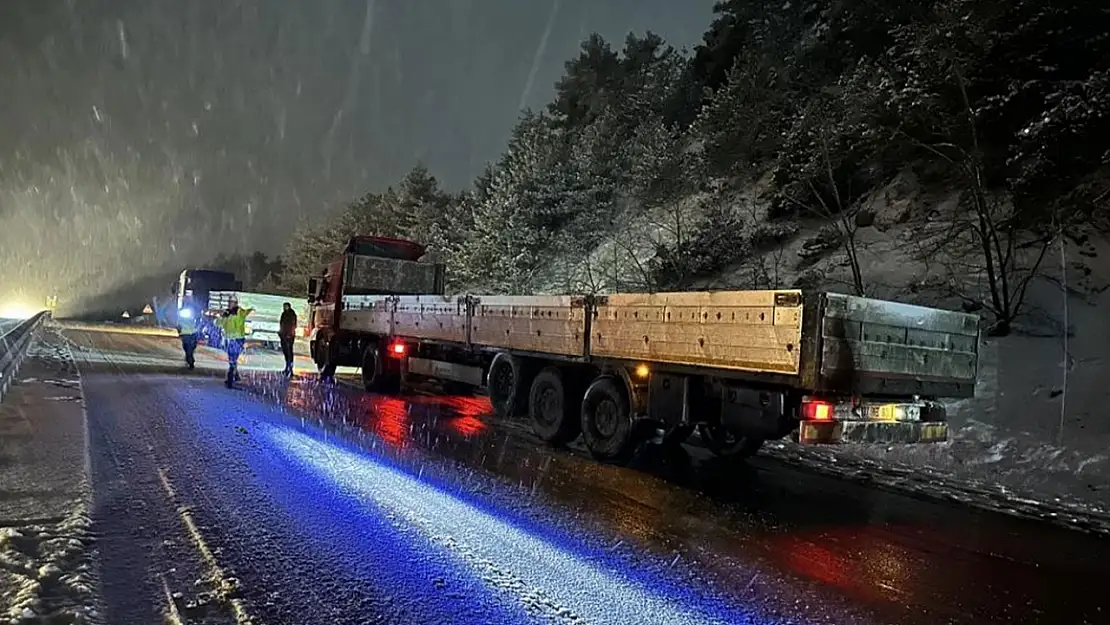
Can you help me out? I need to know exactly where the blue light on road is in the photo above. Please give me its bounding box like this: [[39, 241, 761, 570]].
[[269, 425, 762, 625]]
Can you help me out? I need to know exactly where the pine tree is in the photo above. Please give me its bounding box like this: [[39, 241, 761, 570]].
[[459, 112, 560, 293], [394, 163, 450, 245]]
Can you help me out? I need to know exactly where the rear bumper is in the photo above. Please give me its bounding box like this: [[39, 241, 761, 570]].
[[799, 420, 948, 445]]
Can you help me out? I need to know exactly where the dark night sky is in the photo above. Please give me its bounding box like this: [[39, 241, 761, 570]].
[[0, 0, 715, 304]]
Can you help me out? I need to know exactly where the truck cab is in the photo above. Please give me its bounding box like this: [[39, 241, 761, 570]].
[[306, 235, 446, 375]]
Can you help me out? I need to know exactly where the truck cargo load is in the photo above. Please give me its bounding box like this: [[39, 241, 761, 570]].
[[307, 236, 980, 463], [207, 290, 308, 347]]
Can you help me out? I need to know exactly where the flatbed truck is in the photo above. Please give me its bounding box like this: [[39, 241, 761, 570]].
[[307, 236, 979, 461]]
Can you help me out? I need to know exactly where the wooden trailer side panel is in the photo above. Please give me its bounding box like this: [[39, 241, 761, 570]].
[[338, 295, 394, 335], [469, 295, 586, 357], [589, 290, 804, 374], [393, 294, 469, 343]]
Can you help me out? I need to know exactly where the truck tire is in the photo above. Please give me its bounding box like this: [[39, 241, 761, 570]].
[[487, 353, 529, 419], [697, 423, 764, 459], [580, 376, 637, 463], [318, 337, 338, 378], [361, 344, 399, 393], [528, 367, 581, 445]]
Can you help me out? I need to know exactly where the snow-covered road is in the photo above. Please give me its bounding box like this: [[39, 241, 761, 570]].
[[5, 324, 1110, 624]]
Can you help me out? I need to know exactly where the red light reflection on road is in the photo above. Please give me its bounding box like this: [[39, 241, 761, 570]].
[[769, 528, 917, 605], [280, 382, 493, 449], [413, 395, 491, 438], [367, 395, 411, 448]]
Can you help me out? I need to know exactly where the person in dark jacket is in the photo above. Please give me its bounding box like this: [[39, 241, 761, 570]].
[[279, 302, 297, 376], [177, 298, 198, 370]]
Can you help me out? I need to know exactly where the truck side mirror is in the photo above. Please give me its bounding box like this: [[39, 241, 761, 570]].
[[307, 278, 318, 301]]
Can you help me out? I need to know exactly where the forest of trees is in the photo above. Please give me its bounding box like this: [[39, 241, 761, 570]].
[[275, 0, 1108, 334]]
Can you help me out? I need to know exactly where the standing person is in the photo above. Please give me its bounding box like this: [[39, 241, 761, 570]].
[[279, 302, 298, 377], [177, 299, 198, 370], [215, 297, 253, 388]]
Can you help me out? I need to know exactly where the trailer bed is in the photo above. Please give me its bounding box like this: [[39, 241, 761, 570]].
[[338, 289, 979, 398]]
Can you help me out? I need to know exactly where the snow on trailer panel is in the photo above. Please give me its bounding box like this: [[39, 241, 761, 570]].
[[814, 293, 979, 398], [469, 295, 586, 357], [589, 290, 804, 375], [392, 294, 469, 343]]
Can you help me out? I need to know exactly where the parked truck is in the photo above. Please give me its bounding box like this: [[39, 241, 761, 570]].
[[307, 236, 979, 462]]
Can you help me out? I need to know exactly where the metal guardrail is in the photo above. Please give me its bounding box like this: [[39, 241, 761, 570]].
[[0, 311, 51, 404]]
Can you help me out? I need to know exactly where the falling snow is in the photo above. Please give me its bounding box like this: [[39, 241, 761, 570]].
[[0, 0, 715, 308]]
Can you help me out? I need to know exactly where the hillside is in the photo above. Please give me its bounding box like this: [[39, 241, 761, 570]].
[[279, 0, 1107, 328]]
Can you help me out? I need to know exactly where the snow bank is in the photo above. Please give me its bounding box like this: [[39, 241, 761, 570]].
[[1, 507, 97, 624], [0, 326, 98, 624]]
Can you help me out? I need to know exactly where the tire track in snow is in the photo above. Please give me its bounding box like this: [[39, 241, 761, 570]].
[[156, 467, 254, 625]]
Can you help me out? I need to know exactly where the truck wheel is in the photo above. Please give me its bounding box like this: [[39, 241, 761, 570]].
[[487, 353, 529, 419], [698, 423, 764, 459], [580, 376, 636, 463], [529, 367, 581, 445], [361, 344, 399, 393], [318, 338, 339, 378]]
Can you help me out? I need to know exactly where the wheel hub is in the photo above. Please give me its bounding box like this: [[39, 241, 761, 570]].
[[492, 365, 514, 397], [537, 386, 561, 425], [594, 399, 619, 438]]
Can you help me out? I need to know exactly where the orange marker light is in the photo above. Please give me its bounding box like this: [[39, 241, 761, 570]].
[[813, 402, 831, 421], [802, 400, 834, 421]]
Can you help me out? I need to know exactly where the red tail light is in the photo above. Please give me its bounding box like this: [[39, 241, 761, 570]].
[[801, 399, 834, 421], [388, 341, 406, 358]]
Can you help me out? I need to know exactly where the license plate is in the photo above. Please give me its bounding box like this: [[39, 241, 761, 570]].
[[867, 404, 919, 421]]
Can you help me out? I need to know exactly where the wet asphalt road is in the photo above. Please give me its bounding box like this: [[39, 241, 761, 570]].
[[64, 326, 1110, 625]]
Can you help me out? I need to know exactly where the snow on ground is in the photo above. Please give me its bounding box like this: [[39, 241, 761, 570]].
[[0, 324, 97, 624]]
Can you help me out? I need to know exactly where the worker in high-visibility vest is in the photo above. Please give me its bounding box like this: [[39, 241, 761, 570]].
[[177, 299, 198, 370], [215, 297, 253, 388]]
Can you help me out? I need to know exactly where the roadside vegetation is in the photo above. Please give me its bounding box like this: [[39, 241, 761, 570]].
[[277, 0, 1108, 336]]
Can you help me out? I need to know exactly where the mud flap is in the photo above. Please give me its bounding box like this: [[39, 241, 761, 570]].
[[799, 420, 948, 445]]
